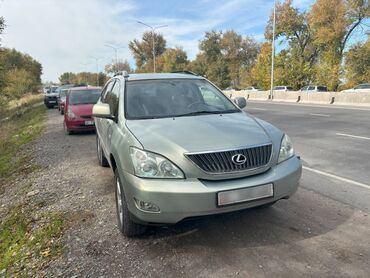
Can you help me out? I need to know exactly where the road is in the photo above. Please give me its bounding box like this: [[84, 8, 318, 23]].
[[35, 105, 370, 277]]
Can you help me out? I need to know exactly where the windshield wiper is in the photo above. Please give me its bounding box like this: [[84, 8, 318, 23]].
[[175, 109, 239, 118]]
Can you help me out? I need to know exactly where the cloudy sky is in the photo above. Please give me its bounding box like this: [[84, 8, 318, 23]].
[[1, 0, 362, 82]]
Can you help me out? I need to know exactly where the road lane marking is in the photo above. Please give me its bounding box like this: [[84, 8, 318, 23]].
[[336, 133, 370, 141], [310, 113, 330, 117], [303, 166, 370, 190]]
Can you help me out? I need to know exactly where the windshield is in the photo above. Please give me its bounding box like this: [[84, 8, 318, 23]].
[[125, 79, 239, 119], [69, 89, 101, 105]]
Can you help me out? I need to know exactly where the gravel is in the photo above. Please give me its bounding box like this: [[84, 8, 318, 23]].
[[2, 109, 369, 277]]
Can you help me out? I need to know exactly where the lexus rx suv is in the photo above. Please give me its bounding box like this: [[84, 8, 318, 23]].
[[93, 72, 302, 236]]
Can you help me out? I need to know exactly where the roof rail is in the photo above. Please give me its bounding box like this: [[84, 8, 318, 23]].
[[114, 71, 129, 78], [171, 70, 198, 76]]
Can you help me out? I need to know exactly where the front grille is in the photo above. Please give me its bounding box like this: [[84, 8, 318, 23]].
[[80, 115, 92, 119], [186, 144, 273, 174]]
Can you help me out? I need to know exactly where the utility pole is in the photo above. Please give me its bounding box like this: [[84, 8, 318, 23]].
[[270, 0, 276, 100], [137, 21, 167, 73], [89, 56, 101, 86], [105, 44, 125, 65]]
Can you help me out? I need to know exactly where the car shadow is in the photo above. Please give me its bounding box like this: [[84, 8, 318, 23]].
[[136, 188, 354, 250]]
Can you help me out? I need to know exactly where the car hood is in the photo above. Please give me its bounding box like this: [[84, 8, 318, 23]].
[[126, 112, 272, 154], [69, 104, 94, 116]]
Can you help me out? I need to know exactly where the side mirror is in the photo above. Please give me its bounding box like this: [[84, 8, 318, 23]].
[[234, 97, 247, 109], [92, 103, 114, 119]]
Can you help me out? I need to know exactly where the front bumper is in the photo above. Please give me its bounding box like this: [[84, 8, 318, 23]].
[[120, 156, 302, 224], [65, 118, 95, 132]]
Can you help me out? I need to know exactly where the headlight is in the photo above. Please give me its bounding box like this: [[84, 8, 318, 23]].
[[130, 147, 184, 179], [278, 134, 294, 163], [67, 108, 76, 119]]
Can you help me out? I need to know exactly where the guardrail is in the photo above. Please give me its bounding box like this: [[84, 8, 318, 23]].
[[224, 90, 370, 106]]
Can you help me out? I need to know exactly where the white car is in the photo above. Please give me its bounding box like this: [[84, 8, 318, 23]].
[[273, 86, 294, 92], [300, 85, 327, 92], [341, 84, 370, 93], [245, 86, 263, 92]]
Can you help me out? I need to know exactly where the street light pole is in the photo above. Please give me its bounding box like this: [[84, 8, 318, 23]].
[[137, 21, 167, 73], [270, 0, 276, 100], [89, 56, 101, 86], [105, 44, 125, 65]]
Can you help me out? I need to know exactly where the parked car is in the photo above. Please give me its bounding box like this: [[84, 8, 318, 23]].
[[300, 85, 327, 92], [244, 86, 263, 92], [44, 86, 59, 108], [341, 84, 370, 93], [92, 72, 302, 237], [64, 86, 102, 134], [58, 89, 70, 115], [224, 86, 240, 91], [273, 86, 294, 92]]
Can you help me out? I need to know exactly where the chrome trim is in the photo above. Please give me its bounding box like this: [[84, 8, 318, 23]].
[[184, 143, 274, 175]]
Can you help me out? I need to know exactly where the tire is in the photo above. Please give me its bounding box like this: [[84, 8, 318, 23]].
[[115, 169, 147, 237], [60, 109, 64, 115], [64, 122, 72, 135], [96, 136, 109, 167]]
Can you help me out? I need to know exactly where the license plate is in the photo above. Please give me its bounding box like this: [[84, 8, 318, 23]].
[[217, 183, 273, 206], [49, 100, 56, 103], [85, 120, 94, 125]]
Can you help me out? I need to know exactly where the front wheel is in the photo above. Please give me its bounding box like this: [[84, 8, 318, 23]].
[[115, 169, 147, 237], [96, 136, 109, 167], [64, 122, 72, 135]]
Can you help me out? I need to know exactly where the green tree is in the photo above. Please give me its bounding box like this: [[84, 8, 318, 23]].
[[188, 53, 208, 77], [129, 31, 166, 72], [104, 59, 132, 74], [250, 43, 272, 89], [59, 72, 76, 84], [308, 0, 369, 90], [344, 37, 370, 87], [160, 47, 189, 72]]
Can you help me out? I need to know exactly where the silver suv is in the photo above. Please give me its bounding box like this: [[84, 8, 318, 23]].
[[93, 72, 302, 236]]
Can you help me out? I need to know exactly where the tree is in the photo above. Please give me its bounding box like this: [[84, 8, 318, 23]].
[[265, 0, 317, 88], [129, 31, 166, 71], [308, 0, 369, 90], [160, 47, 189, 72], [344, 37, 370, 87], [0, 16, 4, 46], [59, 72, 76, 84], [249, 43, 272, 89], [104, 59, 132, 74], [189, 53, 208, 77]]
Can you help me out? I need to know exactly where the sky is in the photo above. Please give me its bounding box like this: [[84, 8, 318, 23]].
[[0, 0, 366, 82]]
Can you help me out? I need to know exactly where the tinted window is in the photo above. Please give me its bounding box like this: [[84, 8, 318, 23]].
[[287, 86, 294, 90], [69, 90, 101, 105], [274, 86, 284, 90], [317, 86, 327, 92], [125, 79, 238, 119]]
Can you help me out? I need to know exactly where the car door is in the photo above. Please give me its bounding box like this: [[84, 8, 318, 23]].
[[98, 79, 116, 154], [104, 79, 121, 155]]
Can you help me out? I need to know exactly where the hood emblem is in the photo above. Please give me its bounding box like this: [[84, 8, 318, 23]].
[[231, 154, 247, 165]]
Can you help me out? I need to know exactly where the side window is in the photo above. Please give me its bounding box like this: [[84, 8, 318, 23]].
[[106, 80, 120, 118], [101, 80, 115, 103]]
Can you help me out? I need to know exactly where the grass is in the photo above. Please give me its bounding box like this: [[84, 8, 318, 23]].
[[0, 97, 45, 188], [0, 204, 65, 275], [0, 95, 67, 275]]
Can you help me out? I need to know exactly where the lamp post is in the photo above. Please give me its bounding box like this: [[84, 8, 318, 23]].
[[270, 0, 276, 100], [137, 21, 167, 73], [89, 55, 102, 86], [105, 44, 125, 65]]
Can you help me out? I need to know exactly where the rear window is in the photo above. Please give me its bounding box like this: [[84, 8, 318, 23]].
[[274, 86, 284, 90], [287, 87, 294, 90], [69, 90, 101, 105]]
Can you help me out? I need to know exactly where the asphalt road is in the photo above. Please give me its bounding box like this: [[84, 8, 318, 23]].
[[36, 105, 370, 277], [246, 101, 370, 213]]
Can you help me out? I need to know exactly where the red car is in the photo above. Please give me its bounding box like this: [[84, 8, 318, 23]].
[[64, 86, 102, 134]]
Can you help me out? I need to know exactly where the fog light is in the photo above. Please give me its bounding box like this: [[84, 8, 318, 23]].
[[134, 198, 160, 212]]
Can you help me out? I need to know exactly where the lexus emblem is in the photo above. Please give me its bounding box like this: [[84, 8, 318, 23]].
[[231, 154, 247, 165]]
